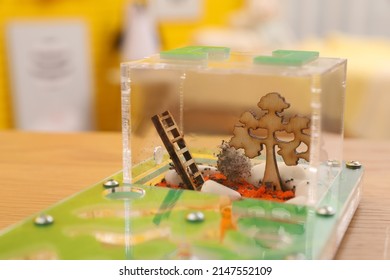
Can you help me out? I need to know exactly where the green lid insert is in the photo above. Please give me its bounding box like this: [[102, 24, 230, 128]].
[[254, 50, 319, 66], [160, 46, 230, 61]]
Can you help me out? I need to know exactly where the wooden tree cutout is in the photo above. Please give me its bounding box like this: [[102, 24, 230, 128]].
[[229, 92, 310, 191]]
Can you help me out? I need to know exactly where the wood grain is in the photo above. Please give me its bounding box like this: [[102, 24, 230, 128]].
[[0, 131, 122, 230], [0, 131, 389, 259], [336, 139, 390, 259]]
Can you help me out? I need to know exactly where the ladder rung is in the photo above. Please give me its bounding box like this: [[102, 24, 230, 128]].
[[166, 125, 178, 132], [171, 136, 183, 143], [185, 159, 195, 167], [192, 171, 202, 178], [160, 114, 171, 121], [177, 147, 188, 155]]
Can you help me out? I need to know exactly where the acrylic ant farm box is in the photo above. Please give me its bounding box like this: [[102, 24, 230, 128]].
[[0, 47, 363, 260]]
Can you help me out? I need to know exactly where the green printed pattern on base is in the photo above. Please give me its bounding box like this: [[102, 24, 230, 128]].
[[0, 158, 362, 260]]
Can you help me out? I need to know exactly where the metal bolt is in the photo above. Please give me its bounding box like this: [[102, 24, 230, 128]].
[[186, 211, 205, 223], [103, 179, 119, 188], [346, 161, 362, 170], [34, 214, 54, 226], [316, 205, 336, 216]]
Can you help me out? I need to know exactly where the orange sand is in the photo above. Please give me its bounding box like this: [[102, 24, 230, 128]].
[[156, 172, 294, 202]]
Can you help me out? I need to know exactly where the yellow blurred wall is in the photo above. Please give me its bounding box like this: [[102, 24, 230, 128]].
[[0, 0, 243, 130], [159, 0, 244, 50]]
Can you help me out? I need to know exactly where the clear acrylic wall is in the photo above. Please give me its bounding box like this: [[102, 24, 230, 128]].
[[121, 47, 347, 206]]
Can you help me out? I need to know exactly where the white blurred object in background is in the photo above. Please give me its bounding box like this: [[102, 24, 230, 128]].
[[149, 0, 201, 21], [6, 21, 93, 131], [193, 0, 293, 52], [122, 2, 159, 61]]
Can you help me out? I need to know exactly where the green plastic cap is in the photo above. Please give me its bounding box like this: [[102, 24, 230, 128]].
[[254, 50, 319, 66], [160, 46, 230, 61]]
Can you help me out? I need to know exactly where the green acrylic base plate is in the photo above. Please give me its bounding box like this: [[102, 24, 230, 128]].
[[0, 158, 363, 260]]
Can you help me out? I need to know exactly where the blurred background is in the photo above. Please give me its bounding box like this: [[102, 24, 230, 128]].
[[0, 0, 390, 139]]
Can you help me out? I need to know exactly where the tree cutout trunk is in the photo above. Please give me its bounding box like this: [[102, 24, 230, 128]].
[[263, 143, 281, 190], [229, 92, 310, 191]]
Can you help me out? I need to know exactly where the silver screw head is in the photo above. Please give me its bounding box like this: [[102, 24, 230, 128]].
[[186, 211, 205, 223], [346, 161, 362, 170], [316, 205, 336, 216], [103, 179, 119, 188], [34, 214, 54, 226]]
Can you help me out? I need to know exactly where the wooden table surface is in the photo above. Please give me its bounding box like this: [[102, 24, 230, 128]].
[[0, 131, 389, 259]]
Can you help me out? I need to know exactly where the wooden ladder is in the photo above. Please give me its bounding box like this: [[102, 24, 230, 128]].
[[151, 111, 204, 191]]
